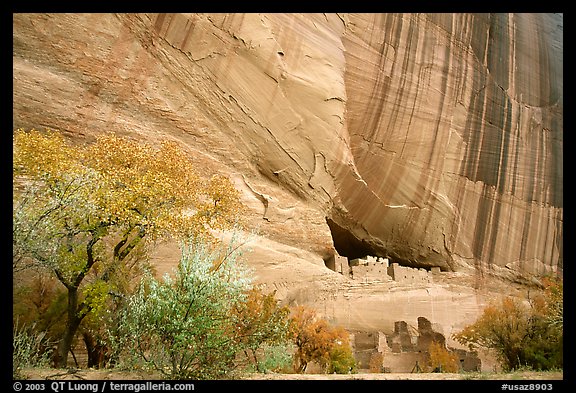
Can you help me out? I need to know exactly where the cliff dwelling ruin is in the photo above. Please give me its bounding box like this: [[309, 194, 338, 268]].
[[350, 317, 481, 373], [322, 218, 480, 372], [325, 217, 446, 282], [324, 253, 438, 284]]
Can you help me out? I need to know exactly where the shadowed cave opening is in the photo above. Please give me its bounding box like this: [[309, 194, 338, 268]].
[[325, 218, 380, 260], [325, 217, 430, 271]]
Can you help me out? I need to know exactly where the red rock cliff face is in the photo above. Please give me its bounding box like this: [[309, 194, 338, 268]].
[[13, 13, 562, 281], [336, 13, 563, 275]]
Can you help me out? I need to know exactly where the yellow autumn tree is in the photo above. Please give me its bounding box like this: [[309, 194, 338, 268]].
[[453, 286, 563, 371], [427, 341, 460, 373], [13, 129, 244, 368], [232, 288, 292, 372], [289, 306, 356, 373]]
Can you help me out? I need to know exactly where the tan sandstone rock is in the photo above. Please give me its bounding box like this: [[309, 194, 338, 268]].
[[13, 13, 563, 340]]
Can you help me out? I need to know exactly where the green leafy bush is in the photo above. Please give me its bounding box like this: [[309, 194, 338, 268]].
[[254, 343, 297, 373], [327, 335, 357, 374], [114, 239, 252, 379], [13, 321, 53, 378]]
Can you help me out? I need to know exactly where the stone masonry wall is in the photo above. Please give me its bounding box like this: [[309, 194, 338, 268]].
[[351, 317, 481, 373], [326, 254, 439, 284], [387, 263, 432, 284]]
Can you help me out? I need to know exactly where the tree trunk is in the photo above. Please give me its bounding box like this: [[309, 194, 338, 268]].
[[251, 348, 260, 372], [54, 286, 83, 368], [83, 331, 109, 369], [294, 357, 307, 373]]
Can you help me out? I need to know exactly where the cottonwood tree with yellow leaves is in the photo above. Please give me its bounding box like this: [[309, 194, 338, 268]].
[[13, 129, 243, 368], [453, 278, 563, 371], [232, 288, 293, 372], [290, 305, 356, 374]]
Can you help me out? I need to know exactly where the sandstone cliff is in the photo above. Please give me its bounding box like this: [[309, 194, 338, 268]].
[[13, 13, 563, 355]]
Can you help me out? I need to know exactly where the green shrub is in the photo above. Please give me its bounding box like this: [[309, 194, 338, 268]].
[[256, 343, 297, 373], [327, 337, 357, 374], [13, 321, 53, 378], [114, 239, 252, 379]]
